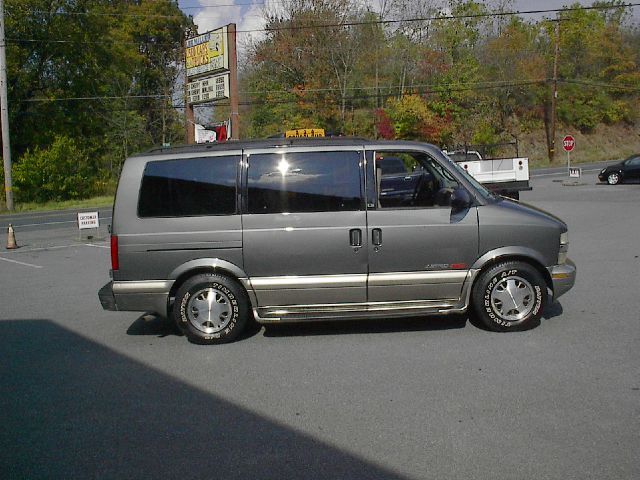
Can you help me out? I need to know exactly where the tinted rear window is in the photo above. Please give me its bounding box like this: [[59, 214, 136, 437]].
[[138, 156, 237, 217]]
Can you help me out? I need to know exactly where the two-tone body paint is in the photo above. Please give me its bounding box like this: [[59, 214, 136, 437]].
[[106, 140, 574, 321]]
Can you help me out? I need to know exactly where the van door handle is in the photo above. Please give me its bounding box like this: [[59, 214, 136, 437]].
[[349, 228, 362, 247], [372, 228, 382, 246]]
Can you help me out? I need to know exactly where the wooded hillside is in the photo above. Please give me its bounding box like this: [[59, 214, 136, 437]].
[[241, 0, 639, 158]]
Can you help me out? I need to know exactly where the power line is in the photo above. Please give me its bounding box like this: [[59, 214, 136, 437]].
[[7, 5, 245, 19], [12, 1, 640, 23], [240, 3, 640, 33], [15, 76, 640, 105], [5, 2, 639, 39], [14, 79, 544, 104], [184, 77, 640, 106], [6, 0, 279, 18], [7, 38, 181, 46], [182, 1, 266, 8], [20, 94, 172, 102], [4, 1, 278, 20], [559, 79, 640, 92], [242, 78, 548, 95], [212, 79, 553, 106]]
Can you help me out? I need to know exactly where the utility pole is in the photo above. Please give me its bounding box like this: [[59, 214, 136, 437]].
[[183, 32, 195, 145], [0, 0, 13, 210], [185, 101, 195, 144], [228, 23, 239, 140], [549, 19, 560, 163], [182, 31, 196, 145]]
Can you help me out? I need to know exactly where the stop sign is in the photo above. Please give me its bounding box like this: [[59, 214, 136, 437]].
[[563, 135, 575, 152]]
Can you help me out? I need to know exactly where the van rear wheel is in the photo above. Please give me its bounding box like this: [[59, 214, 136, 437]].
[[472, 261, 547, 332], [173, 273, 249, 344]]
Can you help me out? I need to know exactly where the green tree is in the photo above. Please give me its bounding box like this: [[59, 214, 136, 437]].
[[555, 1, 639, 131], [13, 136, 95, 202], [5, 0, 192, 201]]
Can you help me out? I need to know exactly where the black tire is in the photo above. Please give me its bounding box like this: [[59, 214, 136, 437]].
[[173, 273, 249, 345], [607, 172, 621, 185], [472, 261, 547, 332]]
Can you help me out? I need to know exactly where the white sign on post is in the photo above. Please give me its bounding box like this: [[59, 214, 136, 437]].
[[569, 167, 581, 178], [78, 212, 100, 230], [187, 73, 230, 105]]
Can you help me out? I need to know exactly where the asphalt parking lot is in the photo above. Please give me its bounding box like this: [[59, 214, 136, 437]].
[[1, 170, 638, 479]]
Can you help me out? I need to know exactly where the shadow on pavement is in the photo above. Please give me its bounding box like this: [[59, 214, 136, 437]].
[[0, 320, 408, 480], [263, 315, 467, 338], [126, 313, 181, 337], [126, 313, 263, 341], [543, 301, 564, 320]]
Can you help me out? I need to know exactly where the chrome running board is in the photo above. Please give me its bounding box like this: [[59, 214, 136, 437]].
[[253, 299, 467, 323]]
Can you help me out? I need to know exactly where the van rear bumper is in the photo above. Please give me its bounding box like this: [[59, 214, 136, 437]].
[[99, 282, 118, 311], [98, 280, 172, 316], [548, 259, 576, 301]]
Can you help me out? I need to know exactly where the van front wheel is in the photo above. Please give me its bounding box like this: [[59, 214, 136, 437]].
[[173, 273, 249, 344], [472, 262, 547, 332]]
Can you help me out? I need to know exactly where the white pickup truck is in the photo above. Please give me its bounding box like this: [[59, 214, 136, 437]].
[[443, 150, 531, 200]]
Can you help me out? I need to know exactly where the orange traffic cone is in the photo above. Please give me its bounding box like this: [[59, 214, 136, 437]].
[[6, 223, 18, 249]]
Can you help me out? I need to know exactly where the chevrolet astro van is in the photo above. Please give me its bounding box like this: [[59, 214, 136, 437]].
[[99, 138, 576, 344]]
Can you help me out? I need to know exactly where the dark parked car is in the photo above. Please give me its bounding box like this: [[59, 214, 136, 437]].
[[598, 155, 640, 185]]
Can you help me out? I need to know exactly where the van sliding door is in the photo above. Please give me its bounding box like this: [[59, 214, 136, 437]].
[[242, 148, 368, 315]]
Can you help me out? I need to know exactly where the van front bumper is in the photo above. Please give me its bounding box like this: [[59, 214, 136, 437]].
[[548, 259, 576, 301]]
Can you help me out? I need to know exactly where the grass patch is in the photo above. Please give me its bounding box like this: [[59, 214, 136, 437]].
[[0, 195, 114, 215]]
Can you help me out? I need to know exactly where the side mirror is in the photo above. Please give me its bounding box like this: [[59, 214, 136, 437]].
[[450, 187, 472, 211]]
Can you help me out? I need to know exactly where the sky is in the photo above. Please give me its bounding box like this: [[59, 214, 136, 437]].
[[177, 0, 639, 43]]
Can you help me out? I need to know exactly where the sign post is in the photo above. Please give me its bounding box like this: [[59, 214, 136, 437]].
[[562, 135, 575, 174], [77, 211, 100, 241]]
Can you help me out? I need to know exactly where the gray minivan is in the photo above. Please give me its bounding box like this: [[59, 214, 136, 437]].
[[99, 138, 576, 344]]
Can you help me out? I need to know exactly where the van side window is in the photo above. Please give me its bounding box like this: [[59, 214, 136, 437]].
[[247, 151, 362, 214], [138, 156, 237, 217], [374, 151, 460, 209]]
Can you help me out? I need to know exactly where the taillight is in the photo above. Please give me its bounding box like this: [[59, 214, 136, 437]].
[[110, 235, 119, 271]]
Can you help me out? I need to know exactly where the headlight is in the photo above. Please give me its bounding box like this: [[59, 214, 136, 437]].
[[600, 168, 606, 174], [560, 232, 568, 245], [558, 232, 569, 264]]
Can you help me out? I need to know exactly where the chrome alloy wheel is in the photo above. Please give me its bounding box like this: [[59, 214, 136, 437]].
[[490, 275, 535, 324], [187, 287, 233, 334], [607, 172, 620, 185]]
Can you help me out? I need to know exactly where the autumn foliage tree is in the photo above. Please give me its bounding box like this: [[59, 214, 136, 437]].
[[243, 0, 639, 161]]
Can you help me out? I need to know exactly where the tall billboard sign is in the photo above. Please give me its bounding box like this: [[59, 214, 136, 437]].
[[185, 26, 229, 79], [185, 24, 239, 142], [187, 74, 229, 104]]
